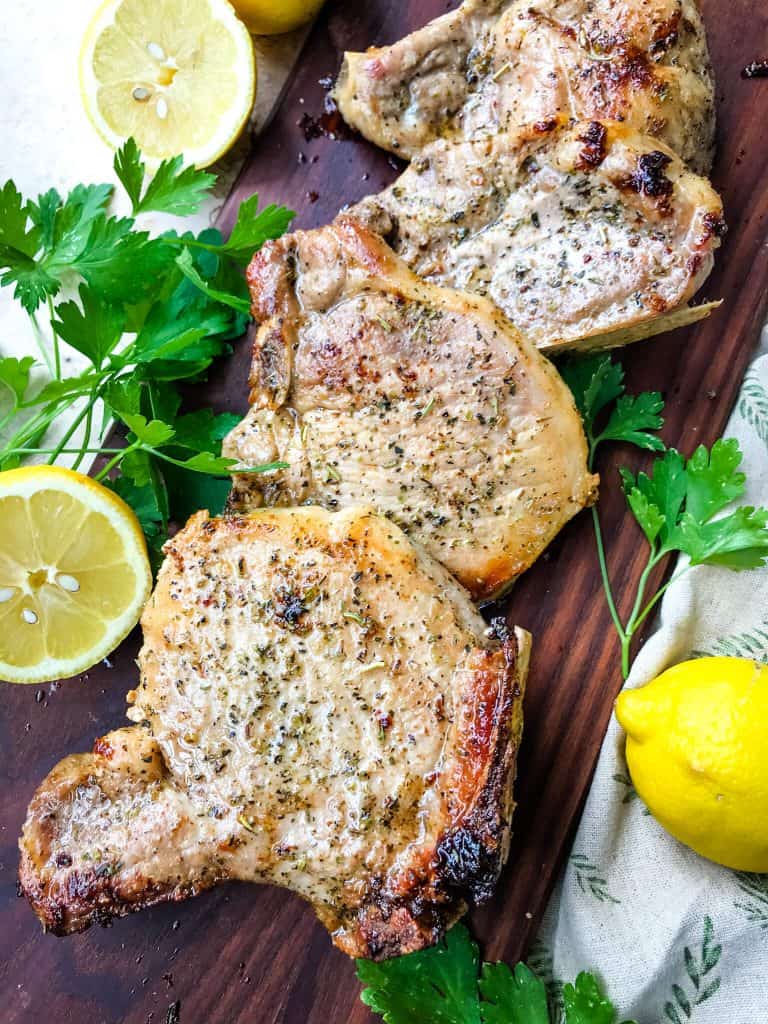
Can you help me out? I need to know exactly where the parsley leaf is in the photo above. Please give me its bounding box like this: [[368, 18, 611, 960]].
[[357, 924, 482, 1024], [121, 413, 176, 448], [0, 355, 35, 409], [113, 138, 145, 212], [595, 392, 665, 452], [52, 286, 125, 369], [138, 157, 215, 216], [180, 452, 241, 475], [560, 353, 665, 461], [106, 475, 167, 570], [561, 354, 624, 430], [175, 248, 251, 315], [684, 438, 746, 522], [357, 924, 635, 1024], [71, 222, 176, 303], [115, 138, 215, 216], [172, 409, 241, 451], [131, 291, 232, 364], [478, 962, 549, 1023], [44, 183, 114, 267], [104, 377, 144, 419], [610, 438, 768, 673], [620, 439, 768, 569], [32, 371, 105, 406], [0, 180, 40, 259], [27, 188, 62, 250], [562, 973, 635, 1024], [160, 460, 233, 522], [221, 194, 295, 264], [622, 449, 687, 550], [119, 447, 155, 487], [676, 506, 768, 569], [0, 182, 55, 310]]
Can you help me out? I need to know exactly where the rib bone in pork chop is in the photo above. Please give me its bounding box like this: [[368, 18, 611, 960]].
[[222, 218, 597, 601], [19, 506, 530, 960], [349, 118, 724, 352], [334, 0, 715, 175]]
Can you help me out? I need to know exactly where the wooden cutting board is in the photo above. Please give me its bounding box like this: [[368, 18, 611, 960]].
[[2, 2, 768, 1022]]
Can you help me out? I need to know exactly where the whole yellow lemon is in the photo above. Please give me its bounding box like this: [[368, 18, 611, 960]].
[[232, 0, 325, 34], [616, 657, 768, 872]]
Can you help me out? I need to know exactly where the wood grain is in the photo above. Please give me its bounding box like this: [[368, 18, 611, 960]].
[[2, 1, 768, 1022]]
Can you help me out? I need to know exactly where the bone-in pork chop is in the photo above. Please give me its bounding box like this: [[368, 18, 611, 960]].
[[334, 0, 715, 175], [222, 218, 597, 601], [19, 506, 530, 960], [349, 118, 724, 352]]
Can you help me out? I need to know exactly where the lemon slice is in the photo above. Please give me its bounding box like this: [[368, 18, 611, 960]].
[[79, 0, 256, 167], [0, 467, 152, 685]]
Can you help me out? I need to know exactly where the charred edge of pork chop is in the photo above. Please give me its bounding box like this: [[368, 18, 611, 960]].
[[332, 621, 528, 959], [346, 117, 724, 353], [333, 0, 715, 175], [18, 728, 220, 935]]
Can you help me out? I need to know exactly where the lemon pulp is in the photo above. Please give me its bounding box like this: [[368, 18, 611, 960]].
[[0, 467, 152, 684], [80, 0, 256, 167]]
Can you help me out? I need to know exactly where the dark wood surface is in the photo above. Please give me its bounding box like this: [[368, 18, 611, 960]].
[[2, 2, 768, 1021]]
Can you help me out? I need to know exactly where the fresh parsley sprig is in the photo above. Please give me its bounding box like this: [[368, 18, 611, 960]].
[[357, 923, 635, 1024], [562, 354, 768, 677], [0, 140, 294, 564]]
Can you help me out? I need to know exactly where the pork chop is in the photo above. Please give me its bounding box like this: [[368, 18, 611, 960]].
[[348, 118, 724, 352], [334, 0, 715, 175], [19, 506, 530, 960], [222, 218, 597, 602]]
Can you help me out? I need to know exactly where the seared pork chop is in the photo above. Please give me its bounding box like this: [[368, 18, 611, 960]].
[[222, 218, 597, 601], [349, 118, 724, 352], [334, 0, 715, 175], [19, 506, 530, 960]]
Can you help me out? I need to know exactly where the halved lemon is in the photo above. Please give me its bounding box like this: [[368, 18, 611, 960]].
[[79, 0, 257, 168], [232, 0, 325, 34], [0, 466, 152, 684]]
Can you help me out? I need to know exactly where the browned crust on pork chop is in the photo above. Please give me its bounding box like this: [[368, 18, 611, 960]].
[[19, 507, 530, 960]]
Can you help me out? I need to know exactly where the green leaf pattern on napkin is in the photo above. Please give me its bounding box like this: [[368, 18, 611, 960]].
[[663, 918, 722, 1023], [738, 374, 768, 450]]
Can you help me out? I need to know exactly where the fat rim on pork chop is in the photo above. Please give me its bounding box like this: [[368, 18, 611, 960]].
[[223, 217, 598, 601], [19, 506, 530, 960]]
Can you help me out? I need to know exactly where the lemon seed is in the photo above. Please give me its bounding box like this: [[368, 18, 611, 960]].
[[22, 608, 38, 625], [156, 97, 169, 120], [147, 41, 166, 61], [0, 587, 15, 603], [132, 86, 151, 102], [57, 574, 80, 593]]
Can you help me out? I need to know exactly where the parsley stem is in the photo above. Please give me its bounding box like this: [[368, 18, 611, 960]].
[[0, 402, 62, 458], [94, 442, 139, 483], [28, 312, 55, 377], [632, 565, 691, 634], [47, 398, 92, 465], [591, 504, 625, 643], [73, 401, 94, 471], [3, 447, 127, 456], [47, 296, 62, 381], [620, 548, 665, 678]]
